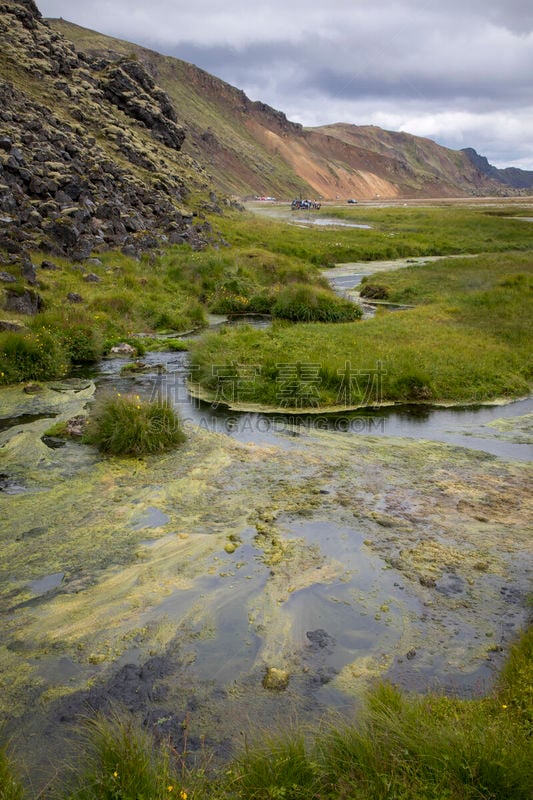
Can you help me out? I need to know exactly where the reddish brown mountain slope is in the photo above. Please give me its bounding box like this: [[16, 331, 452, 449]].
[[48, 17, 525, 201]]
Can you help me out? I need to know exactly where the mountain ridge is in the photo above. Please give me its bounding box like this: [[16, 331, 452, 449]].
[[1, 0, 532, 266], [48, 15, 533, 201]]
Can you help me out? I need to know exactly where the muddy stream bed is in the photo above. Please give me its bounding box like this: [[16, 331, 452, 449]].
[[0, 266, 532, 789]]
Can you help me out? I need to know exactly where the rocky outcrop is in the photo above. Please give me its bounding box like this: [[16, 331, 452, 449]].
[[0, 0, 214, 260], [3, 285, 44, 314], [100, 60, 185, 151]]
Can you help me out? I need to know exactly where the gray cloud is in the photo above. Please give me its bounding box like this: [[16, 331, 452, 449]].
[[38, 0, 533, 168]]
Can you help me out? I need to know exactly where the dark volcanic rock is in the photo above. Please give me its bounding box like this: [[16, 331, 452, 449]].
[[4, 286, 44, 314], [66, 291, 82, 303], [0, 2, 213, 258], [100, 62, 185, 151]]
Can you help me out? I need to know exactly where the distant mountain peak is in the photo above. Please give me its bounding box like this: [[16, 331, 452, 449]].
[[462, 148, 533, 189]]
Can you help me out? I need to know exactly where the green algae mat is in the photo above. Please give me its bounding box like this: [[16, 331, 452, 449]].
[[0, 382, 531, 788]]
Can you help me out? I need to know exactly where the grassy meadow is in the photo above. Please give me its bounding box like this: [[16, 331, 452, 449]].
[[190, 249, 533, 408], [215, 203, 533, 264], [2, 202, 533, 402]]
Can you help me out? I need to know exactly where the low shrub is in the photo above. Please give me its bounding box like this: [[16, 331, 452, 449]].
[[209, 292, 251, 314], [272, 283, 361, 322], [390, 371, 434, 401], [83, 394, 186, 457], [0, 329, 68, 384], [165, 339, 189, 351], [359, 283, 389, 299], [246, 293, 277, 314], [59, 320, 104, 364]]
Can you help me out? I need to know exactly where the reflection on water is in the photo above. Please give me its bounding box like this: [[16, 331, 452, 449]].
[[81, 347, 532, 462]]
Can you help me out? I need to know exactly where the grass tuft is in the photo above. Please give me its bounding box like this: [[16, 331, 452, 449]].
[[63, 712, 188, 800], [0, 748, 24, 800], [83, 394, 186, 457], [272, 283, 361, 323], [228, 729, 317, 800], [0, 329, 68, 384]]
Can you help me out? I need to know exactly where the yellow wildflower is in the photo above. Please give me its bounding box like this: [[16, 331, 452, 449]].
[[180, 791, 187, 800], [502, 704, 508, 709], [113, 771, 118, 778]]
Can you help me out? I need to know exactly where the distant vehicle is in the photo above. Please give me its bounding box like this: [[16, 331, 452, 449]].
[[291, 198, 321, 210], [255, 196, 276, 201], [347, 198, 358, 204]]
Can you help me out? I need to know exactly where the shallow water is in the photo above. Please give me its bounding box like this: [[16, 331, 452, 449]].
[[0, 260, 532, 791], [81, 346, 532, 462], [246, 202, 372, 229]]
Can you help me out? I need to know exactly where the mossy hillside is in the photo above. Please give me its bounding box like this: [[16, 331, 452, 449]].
[[190, 250, 533, 408], [47, 19, 312, 199]]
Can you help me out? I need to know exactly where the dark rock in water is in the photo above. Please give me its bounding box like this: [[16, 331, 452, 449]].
[[406, 648, 417, 660], [23, 383, 43, 394], [55, 656, 172, 722], [0, 472, 25, 493], [312, 666, 338, 685], [65, 415, 87, 437], [306, 628, 336, 651], [41, 435, 66, 449]]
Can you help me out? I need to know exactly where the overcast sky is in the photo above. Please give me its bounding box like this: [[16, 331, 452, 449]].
[[38, 0, 533, 170]]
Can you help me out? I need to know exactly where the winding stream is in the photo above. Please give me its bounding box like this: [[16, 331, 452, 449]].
[[83, 345, 533, 463], [0, 258, 531, 790]]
